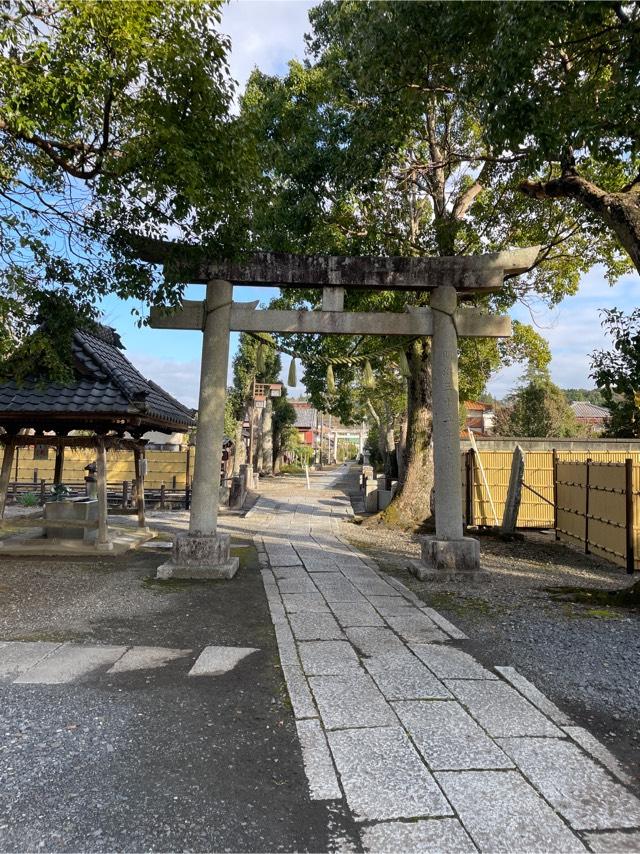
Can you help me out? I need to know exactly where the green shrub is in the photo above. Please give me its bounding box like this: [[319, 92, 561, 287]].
[[17, 492, 39, 507]]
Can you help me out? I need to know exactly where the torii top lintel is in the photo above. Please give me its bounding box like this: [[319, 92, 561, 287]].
[[130, 236, 539, 293]]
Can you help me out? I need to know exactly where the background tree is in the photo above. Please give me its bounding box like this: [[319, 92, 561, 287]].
[[590, 308, 640, 437], [495, 368, 583, 438], [241, 0, 613, 526], [0, 0, 249, 377]]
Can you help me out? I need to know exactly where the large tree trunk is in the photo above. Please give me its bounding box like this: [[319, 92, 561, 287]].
[[373, 338, 434, 530], [520, 172, 640, 275]]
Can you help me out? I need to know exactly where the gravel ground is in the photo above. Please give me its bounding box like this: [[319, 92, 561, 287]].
[[0, 539, 358, 852], [342, 511, 640, 788]]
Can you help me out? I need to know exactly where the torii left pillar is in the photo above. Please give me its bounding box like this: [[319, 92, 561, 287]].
[[157, 279, 239, 579]]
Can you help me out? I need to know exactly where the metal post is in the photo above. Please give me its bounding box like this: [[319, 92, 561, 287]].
[[122, 480, 129, 509]]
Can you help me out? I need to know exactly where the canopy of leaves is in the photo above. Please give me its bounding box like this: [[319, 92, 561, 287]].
[[240, 0, 615, 428], [0, 0, 252, 377], [591, 308, 640, 437]]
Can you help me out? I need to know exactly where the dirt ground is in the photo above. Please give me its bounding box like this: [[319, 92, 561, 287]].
[[343, 518, 640, 786]]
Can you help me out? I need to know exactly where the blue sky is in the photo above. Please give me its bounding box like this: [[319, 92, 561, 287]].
[[103, 0, 639, 409]]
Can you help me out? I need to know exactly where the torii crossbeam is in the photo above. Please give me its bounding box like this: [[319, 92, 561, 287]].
[[133, 239, 539, 580]]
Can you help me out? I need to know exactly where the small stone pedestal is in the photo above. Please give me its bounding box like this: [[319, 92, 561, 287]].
[[157, 532, 239, 580], [411, 535, 489, 582]]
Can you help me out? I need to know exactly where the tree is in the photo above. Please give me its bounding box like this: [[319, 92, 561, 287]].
[[495, 369, 583, 438], [590, 308, 640, 437], [441, 2, 640, 273], [241, 0, 614, 525], [0, 0, 247, 377]]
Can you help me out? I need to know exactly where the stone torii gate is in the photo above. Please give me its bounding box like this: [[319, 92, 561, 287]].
[[134, 242, 538, 579]]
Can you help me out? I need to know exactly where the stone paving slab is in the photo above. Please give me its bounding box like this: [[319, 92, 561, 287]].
[[273, 622, 299, 666], [445, 679, 564, 738], [308, 671, 397, 730], [436, 770, 586, 852], [188, 646, 259, 677], [366, 595, 415, 616], [328, 726, 453, 822], [584, 831, 640, 852], [394, 700, 513, 770], [281, 593, 331, 613], [14, 643, 126, 684], [496, 665, 572, 726], [411, 644, 497, 680], [329, 602, 384, 627], [282, 664, 317, 720], [0, 641, 62, 681], [564, 725, 634, 786], [277, 577, 320, 595], [298, 640, 361, 676], [420, 607, 469, 640], [311, 574, 367, 603], [384, 611, 449, 643], [360, 818, 477, 853], [108, 646, 192, 673], [498, 737, 640, 830], [364, 654, 452, 701], [295, 719, 342, 801], [345, 627, 407, 656], [289, 613, 346, 641]]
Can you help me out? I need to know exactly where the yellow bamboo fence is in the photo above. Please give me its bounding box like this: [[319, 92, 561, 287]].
[[462, 448, 640, 572]]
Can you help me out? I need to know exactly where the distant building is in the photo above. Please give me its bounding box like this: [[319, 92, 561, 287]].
[[464, 401, 495, 437], [570, 401, 610, 434], [292, 402, 318, 446]]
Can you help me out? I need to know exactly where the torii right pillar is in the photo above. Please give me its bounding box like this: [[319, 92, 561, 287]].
[[415, 284, 482, 580]]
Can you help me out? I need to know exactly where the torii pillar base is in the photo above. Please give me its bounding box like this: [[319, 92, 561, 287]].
[[156, 533, 239, 580], [411, 536, 489, 583]]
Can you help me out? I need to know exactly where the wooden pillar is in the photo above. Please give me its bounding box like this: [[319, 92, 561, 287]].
[[53, 444, 65, 485], [133, 445, 146, 528], [96, 438, 109, 545], [0, 438, 16, 520]]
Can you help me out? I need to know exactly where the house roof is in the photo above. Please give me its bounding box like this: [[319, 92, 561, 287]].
[[0, 325, 195, 434], [292, 402, 317, 430], [570, 401, 610, 420]]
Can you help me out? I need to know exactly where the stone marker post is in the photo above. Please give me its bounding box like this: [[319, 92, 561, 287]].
[[157, 279, 239, 579], [416, 285, 481, 578]]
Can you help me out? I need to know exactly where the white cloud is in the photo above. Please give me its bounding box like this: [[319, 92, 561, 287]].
[[128, 353, 201, 409], [487, 265, 640, 397], [221, 0, 315, 96]]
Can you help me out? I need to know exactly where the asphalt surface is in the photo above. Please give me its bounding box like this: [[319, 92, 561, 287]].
[[0, 540, 359, 852]]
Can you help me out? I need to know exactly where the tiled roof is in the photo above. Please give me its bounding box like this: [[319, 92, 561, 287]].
[[292, 403, 317, 429], [0, 325, 195, 432], [570, 401, 610, 420]]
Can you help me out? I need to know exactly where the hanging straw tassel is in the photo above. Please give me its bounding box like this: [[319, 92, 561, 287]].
[[397, 349, 411, 378], [326, 364, 336, 394], [256, 342, 266, 374], [362, 359, 375, 389], [287, 357, 297, 387]]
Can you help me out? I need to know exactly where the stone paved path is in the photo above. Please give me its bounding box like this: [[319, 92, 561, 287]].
[[245, 469, 640, 853]]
